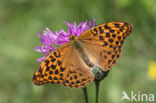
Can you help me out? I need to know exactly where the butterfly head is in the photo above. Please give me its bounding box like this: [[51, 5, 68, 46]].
[[69, 34, 78, 42]]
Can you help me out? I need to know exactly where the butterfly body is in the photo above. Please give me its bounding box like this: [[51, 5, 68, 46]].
[[69, 35, 107, 80], [69, 35, 94, 68], [33, 21, 132, 88]]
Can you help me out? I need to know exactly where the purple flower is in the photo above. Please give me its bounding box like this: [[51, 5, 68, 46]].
[[34, 19, 96, 62]]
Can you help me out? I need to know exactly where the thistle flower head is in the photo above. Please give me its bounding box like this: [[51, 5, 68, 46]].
[[34, 19, 96, 62]]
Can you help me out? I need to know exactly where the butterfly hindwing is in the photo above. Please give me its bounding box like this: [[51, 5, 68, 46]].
[[79, 22, 132, 71], [63, 46, 94, 88]]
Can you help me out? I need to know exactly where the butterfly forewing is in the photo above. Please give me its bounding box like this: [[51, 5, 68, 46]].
[[32, 44, 72, 85], [79, 22, 132, 71]]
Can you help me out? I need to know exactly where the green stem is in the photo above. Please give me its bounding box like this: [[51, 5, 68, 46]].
[[95, 80, 100, 103], [82, 87, 88, 103], [94, 70, 109, 103]]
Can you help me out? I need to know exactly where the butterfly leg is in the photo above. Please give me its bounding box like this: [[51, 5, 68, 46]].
[[82, 87, 88, 103]]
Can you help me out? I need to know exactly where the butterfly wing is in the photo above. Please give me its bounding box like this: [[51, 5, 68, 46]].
[[32, 44, 72, 85], [63, 46, 94, 88], [32, 43, 94, 88], [79, 22, 132, 71]]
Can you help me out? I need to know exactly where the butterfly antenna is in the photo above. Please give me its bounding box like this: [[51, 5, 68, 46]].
[[82, 87, 88, 103]]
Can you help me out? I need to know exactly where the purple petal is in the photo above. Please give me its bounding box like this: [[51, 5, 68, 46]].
[[37, 56, 46, 62], [35, 19, 96, 62]]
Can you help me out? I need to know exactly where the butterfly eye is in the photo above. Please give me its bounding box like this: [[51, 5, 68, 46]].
[[69, 35, 76, 41]]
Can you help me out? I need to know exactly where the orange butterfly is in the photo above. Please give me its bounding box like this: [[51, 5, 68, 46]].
[[32, 22, 132, 88]]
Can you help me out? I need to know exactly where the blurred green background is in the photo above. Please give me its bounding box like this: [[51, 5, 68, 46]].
[[0, 0, 156, 103]]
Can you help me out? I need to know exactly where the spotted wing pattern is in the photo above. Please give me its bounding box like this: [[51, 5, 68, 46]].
[[32, 44, 94, 88], [32, 45, 71, 85], [79, 22, 132, 71], [63, 46, 94, 88]]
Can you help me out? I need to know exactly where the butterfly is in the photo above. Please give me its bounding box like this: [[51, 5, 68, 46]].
[[32, 21, 132, 88]]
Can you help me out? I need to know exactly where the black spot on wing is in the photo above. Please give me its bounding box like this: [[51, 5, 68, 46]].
[[104, 24, 110, 29], [98, 26, 104, 33], [53, 51, 61, 58], [99, 36, 104, 40]]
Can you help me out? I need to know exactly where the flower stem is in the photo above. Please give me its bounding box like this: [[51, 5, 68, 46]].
[[82, 87, 88, 103], [95, 79, 100, 103], [94, 70, 110, 103]]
